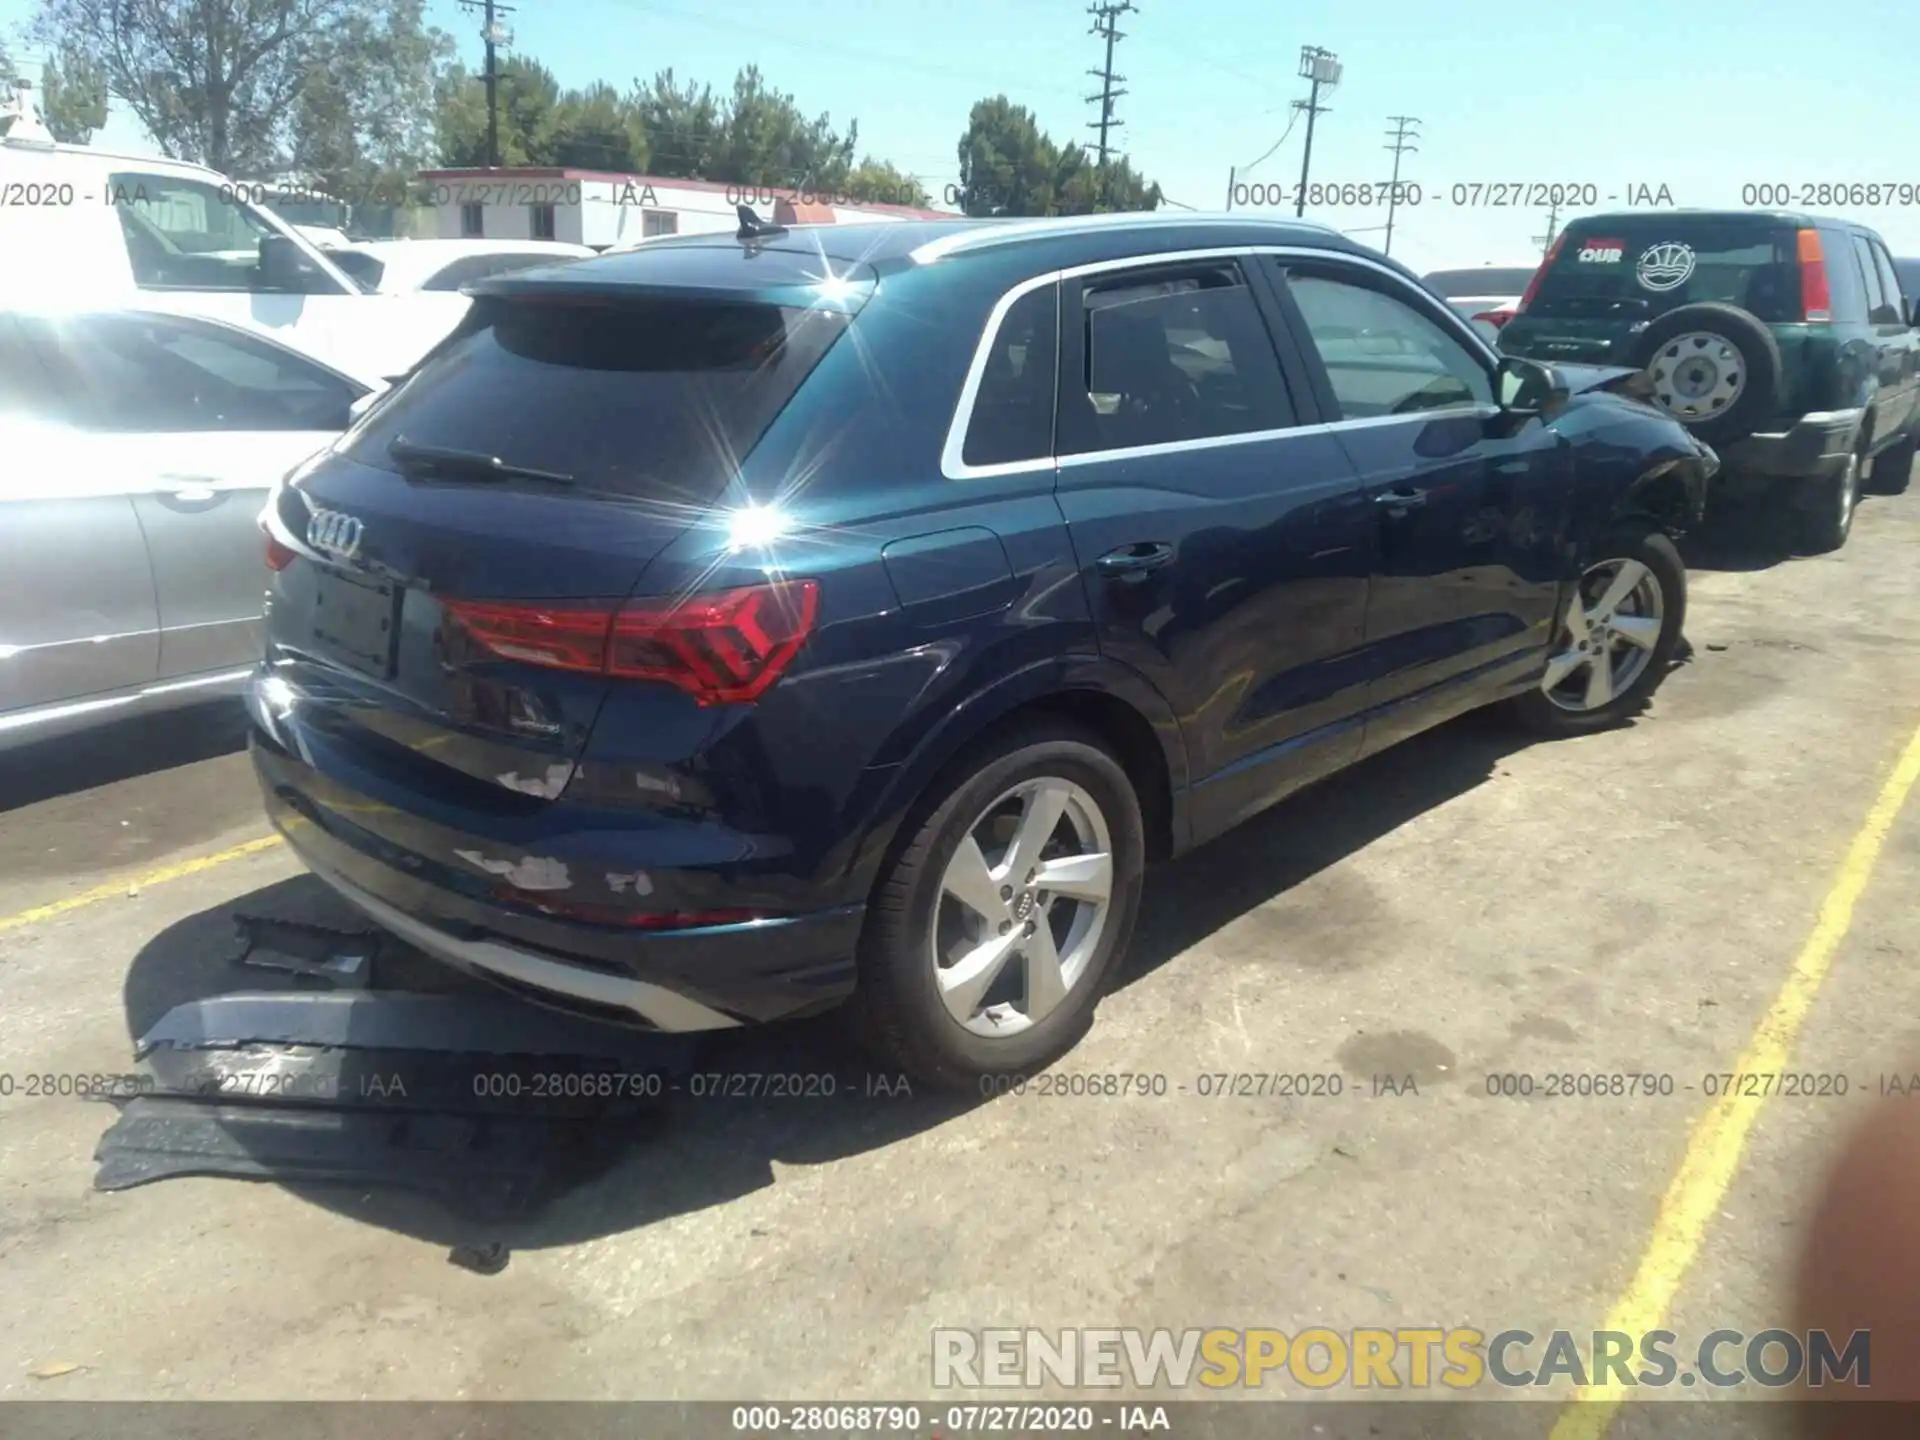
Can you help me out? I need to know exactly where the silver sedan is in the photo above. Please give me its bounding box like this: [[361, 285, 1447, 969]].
[[0, 307, 378, 747]]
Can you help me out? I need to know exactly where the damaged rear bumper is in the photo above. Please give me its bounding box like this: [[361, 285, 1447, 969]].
[[252, 732, 865, 1030]]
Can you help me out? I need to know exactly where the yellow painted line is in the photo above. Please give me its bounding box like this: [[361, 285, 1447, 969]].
[[1550, 717, 1920, 1440], [0, 834, 285, 935]]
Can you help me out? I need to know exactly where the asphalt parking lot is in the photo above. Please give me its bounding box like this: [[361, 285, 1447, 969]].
[[1, 487, 1917, 1419]]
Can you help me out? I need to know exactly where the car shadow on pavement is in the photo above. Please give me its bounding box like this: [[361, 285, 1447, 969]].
[[0, 701, 251, 814], [1679, 501, 1803, 573], [110, 709, 1560, 1257], [1117, 709, 1539, 990]]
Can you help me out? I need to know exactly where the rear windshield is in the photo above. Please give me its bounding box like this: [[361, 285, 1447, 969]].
[[1529, 220, 1802, 322], [342, 294, 852, 499], [1423, 268, 1537, 298]]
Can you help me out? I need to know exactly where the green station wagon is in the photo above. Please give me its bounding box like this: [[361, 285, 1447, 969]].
[[1501, 212, 1920, 552]]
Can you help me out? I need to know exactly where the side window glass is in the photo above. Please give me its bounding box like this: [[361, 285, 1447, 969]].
[[111, 173, 275, 293], [1852, 236, 1895, 323], [1064, 261, 1296, 455], [1284, 270, 1494, 420], [961, 282, 1058, 467], [1871, 244, 1907, 323], [44, 314, 357, 433]]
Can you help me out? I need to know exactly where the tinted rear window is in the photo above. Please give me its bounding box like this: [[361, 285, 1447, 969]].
[[1423, 268, 1536, 298], [342, 295, 851, 499], [1530, 220, 1802, 322]]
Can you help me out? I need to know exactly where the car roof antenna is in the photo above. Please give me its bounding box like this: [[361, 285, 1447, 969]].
[[736, 204, 788, 242]]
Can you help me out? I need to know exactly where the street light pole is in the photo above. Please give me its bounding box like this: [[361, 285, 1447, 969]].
[[1292, 46, 1342, 219]]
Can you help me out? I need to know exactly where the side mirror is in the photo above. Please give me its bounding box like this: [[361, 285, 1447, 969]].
[[1495, 355, 1567, 416], [258, 234, 328, 294]]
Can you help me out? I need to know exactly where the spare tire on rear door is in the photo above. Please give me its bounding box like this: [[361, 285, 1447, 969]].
[[1628, 301, 1781, 446]]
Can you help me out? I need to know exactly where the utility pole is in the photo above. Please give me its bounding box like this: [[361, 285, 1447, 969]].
[[1292, 46, 1342, 219], [1085, 0, 1136, 205], [1534, 199, 1562, 258], [461, 0, 516, 169], [1382, 115, 1420, 257]]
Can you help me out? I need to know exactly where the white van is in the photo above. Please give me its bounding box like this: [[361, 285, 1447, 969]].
[[0, 84, 469, 380]]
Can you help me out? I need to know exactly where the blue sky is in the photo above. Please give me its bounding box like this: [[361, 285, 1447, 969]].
[[6, 0, 1920, 272]]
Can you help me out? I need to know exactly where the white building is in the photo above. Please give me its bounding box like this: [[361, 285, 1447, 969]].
[[416, 167, 954, 250]]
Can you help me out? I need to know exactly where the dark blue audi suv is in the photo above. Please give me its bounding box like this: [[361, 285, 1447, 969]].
[[251, 212, 1716, 1089]]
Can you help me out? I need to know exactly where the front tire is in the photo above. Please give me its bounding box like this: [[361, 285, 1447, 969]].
[[852, 721, 1146, 1092], [1509, 525, 1688, 736], [1866, 432, 1915, 497], [1797, 449, 1863, 555]]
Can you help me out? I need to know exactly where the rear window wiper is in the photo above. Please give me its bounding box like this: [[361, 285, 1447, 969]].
[[386, 437, 576, 486]]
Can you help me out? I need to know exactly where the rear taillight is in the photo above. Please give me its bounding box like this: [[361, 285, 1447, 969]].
[[261, 517, 295, 571], [1797, 228, 1831, 322], [1473, 308, 1515, 330], [443, 579, 820, 706], [1516, 235, 1565, 315]]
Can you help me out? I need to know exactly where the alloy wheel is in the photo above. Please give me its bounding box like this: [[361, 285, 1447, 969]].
[[930, 777, 1114, 1037], [1541, 556, 1667, 713], [1648, 332, 1745, 422]]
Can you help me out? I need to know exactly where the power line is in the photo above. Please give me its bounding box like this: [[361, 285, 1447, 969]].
[[622, 0, 1087, 101], [1382, 114, 1419, 257], [1085, 0, 1135, 168]]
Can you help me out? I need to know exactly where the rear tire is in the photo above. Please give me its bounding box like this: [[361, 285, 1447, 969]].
[[1629, 303, 1781, 447], [1508, 525, 1687, 737], [851, 721, 1146, 1093], [1866, 431, 1915, 496]]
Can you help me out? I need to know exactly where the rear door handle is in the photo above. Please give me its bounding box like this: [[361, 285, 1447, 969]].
[[1373, 487, 1428, 511], [1095, 541, 1176, 576]]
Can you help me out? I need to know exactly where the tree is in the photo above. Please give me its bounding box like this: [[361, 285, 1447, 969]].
[[288, 0, 449, 198], [956, 94, 1161, 217], [1056, 151, 1162, 215], [40, 48, 110, 145], [843, 158, 929, 209], [0, 43, 107, 145], [433, 56, 560, 168], [548, 80, 647, 171], [626, 64, 856, 188], [630, 67, 723, 178], [956, 96, 1061, 216], [713, 65, 854, 189], [28, 0, 442, 175]]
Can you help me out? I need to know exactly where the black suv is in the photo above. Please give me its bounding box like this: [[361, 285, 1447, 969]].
[[252, 214, 1716, 1088], [1501, 212, 1920, 552]]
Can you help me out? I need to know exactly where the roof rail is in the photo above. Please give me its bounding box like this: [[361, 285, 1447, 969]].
[[908, 210, 1340, 265]]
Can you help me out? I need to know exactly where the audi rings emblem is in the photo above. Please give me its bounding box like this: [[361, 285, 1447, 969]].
[[307, 507, 364, 559]]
